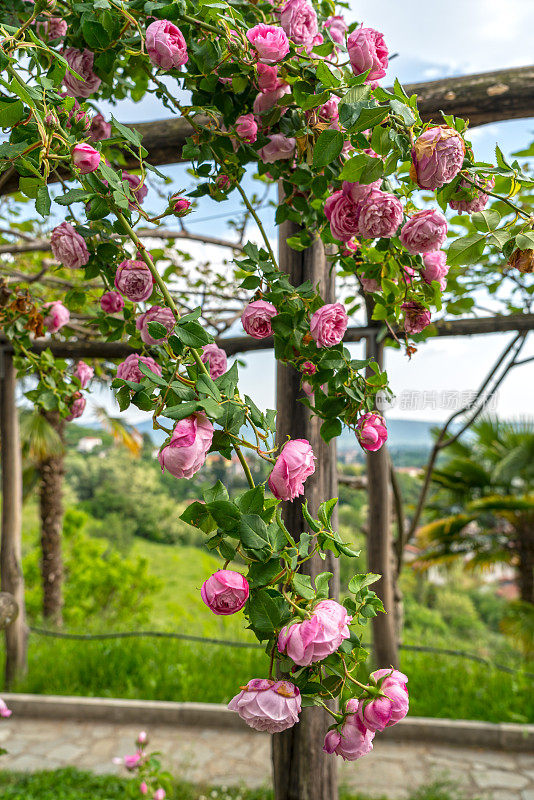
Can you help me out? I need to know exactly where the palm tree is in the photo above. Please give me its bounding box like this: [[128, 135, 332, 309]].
[[416, 417, 534, 605]]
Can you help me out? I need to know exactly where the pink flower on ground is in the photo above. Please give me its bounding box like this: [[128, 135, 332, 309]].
[[63, 48, 101, 98], [117, 354, 162, 384], [235, 113, 258, 144], [399, 210, 447, 254], [145, 20, 188, 70], [170, 196, 192, 216], [50, 222, 89, 269], [136, 306, 175, 345], [360, 276, 381, 293], [158, 414, 214, 479], [43, 301, 70, 333], [356, 189, 403, 239], [114, 260, 154, 302], [140, 782, 148, 795], [72, 143, 100, 173], [241, 300, 277, 339], [302, 361, 316, 375], [253, 84, 291, 116], [74, 360, 94, 389], [280, 0, 318, 51], [356, 412, 387, 452], [201, 570, 250, 615], [347, 27, 388, 83], [259, 134, 296, 163], [88, 114, 111, 141], [278, 599, 352, 666], [37, 16, 67, 41], [200, 343, 227, 379], [153, 790, 166, 800], [449, 176, 495, 214], [324, 191, 360, 242], [370, 668, 409, 726], [411, 125, 465, 190], [100, 291, 124, 313], [122, 171, 148, 206], [256, 63, 282, 91], [228, 679, 301, 733], [324, 699, 375, 760], [268, 439, 315, 501], [0, 698, 12, 719], [325, 15, 347, 45], [246, 24, 290, 63], [66, 392, 86, 422], [422, 251, 449, 290], [402, 301, 431, 334], [310, 303, 348, 348]]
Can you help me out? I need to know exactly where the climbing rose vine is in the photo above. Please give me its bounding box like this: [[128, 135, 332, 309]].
[[0, 0, 532, 758]]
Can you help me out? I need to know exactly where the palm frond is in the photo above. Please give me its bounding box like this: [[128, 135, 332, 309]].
[[93, 405, 143, 458], [19, 410, 64, 463]]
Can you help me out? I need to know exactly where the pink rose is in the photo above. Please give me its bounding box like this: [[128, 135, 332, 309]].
[[280, 0, 318, 51], [402, 301, 431, 334], [63, 48, 101, 98], [258, 133, 296, 163], [37, 16, 67, 41], [0, 698, 12, 719], [253, 84, 291, 116], [302, 361, 316, 375], [342, 179, 381, 204], [399, 209, 447, 254], [411, 126, 465, 190], [370, 668, 409, 726], [268, 438, 315, 501], [66, 392, 86, 422], [310, 303, 348, 348], [74, 360, 94, 389], [43, 300, 69, 333], [360, 276, 381, 293], [117, 353, 162, 384], [100, 291, 124, 313], [246, 24, 290, 63], [158, 413, 214, 479], [341, 239, 360, 257], [72, 143, 100, 174], [228, 678, 301, 733], [422, 251, 449, 290], [256, 63, 282, 91], [200, 343, 227, 379], [114, 751, 144, 771], [325, 15, 347, 46], [235, 113, 258, 144], [170, 196, 192, 216], [115, 259, 154, 302], [347, 27, 388, 83], [153, 790, 166, 800], [325, 191, 360, 242], [241, 300, 277, 339], [140, 782, 148, 795], [356, 189, 403, 239], [449, 176, 495, 214], [317, 97, 339, 122], [88, 114, 111, 142], [356, 412, 387, 452], [145, 20, 188, 70], [278, 599, 352, 666], [201, 570, 250, 615], [136, 306, 175, 345], [122, 171, 148, 206], [50, 222, 89, 269], [324, 699, 375, 761]]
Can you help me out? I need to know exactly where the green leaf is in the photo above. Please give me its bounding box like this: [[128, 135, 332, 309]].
[[248, 588, 289, 634], [180, 501, 217, 533], [247, 559, 282, 588], [35, 185, 51, 217], [313, 129, 345, 169], [316, 61, 341, 88], [447, 234, 486, 267], [320, 418, 342, 443], [55, 188, 92, 206], [318, 498, 338, 528], [239, 513, 272, 558], [203, 481, 229, 503], [515, 231, 534, 250], [164, 400, 201, 420], [207, 500, 242, 532], [196, 372, 221, 401], [137, 361, 167, 386], [0, 99, 24, 128], [236, 486, 265, 515], [348, 573, 381, 594], [110, 115, 143, 148], [292, 573, 315, 600], [19, 176, 42, 199], [471, 209, 501, 232], [314, 571, 332, 598], [177, 321, 212, 348]]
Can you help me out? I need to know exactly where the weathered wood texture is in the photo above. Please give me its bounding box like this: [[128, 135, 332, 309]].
[[39, 411, 65, 626]]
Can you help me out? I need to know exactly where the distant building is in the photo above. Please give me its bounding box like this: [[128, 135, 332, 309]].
[[77, 436, 102, 453]]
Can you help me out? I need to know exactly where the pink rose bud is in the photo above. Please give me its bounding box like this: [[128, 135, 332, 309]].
[[115, 259, 154, 302], [259, 134, 296, 163], [280, 0, 318, 51], [72, 143, 100, 174], [136, 306, 175, 345], [256, 63, 282, 92], [325, 15, 347, 46], [170, 195, 192, 216], [356, 189, 403, 239], [253, 84, 291, 116], [228, 678, 301, 733], [302, 361, 316, 375], [136, 731, 148, 746], [370, 668, 409, 726], [341, 239, 360, 256], [399, 209, 447, 254], [74, 360, 94, 389], [153, 790, 166, 800], [140, 782, 148, 795], [449, 175, 495, 214], [323, 699, 375, 760], [241, 300, 277, 339], [246, 24, 290, 63], [122, 171, 148, 206], [145, 20, 188, 70], [100, 291, 124, 313], [0, 698, 12, 719], [402, 301, 431, 334], [347, 27, 388, 83], [66, 392, 86, 422], [50, 222, 89, 269], [422, 251, 449, 289], [278, 599, 352, 666], [310, 303, 348, 348], [268, 438, 315, 501], [63, 48, 102, 98], [411, 125, 465, 190], [216, 175, 231, 191], [324, 191, 360, 242], [117, 353, 162, 384], [201, 570, 250, 615], [89, 113, 111, 142], [43, 300, 70, 333], [356, 412, 387, 452], [200, 343, 227, 379], [37, 16, 67, 41], [235, 113, 258, 144], [158, 413, 214, 479]]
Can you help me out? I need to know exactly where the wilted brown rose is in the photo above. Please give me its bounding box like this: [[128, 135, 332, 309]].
[[508, 248, 534, 274]]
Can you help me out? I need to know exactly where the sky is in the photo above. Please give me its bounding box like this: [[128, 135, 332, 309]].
[[85, 0, 534, 427]]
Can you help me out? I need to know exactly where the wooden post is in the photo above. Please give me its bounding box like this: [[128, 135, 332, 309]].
[[365, 333, 399, 668], [271, 208, 338, 800], [39, 410, 65, 626], [0, 349, 28, 687]]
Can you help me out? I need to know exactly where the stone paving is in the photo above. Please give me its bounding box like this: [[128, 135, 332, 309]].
[[0, 717, 533, 799]]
